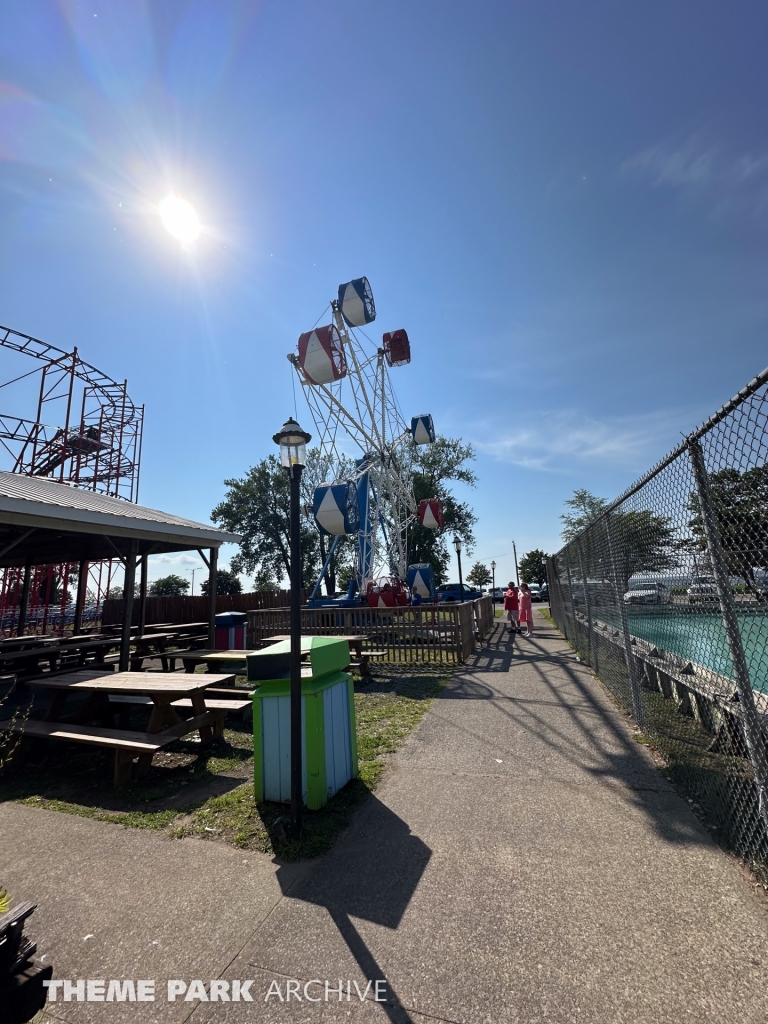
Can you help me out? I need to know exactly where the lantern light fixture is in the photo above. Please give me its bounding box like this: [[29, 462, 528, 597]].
[[273, 417, 312, 469]]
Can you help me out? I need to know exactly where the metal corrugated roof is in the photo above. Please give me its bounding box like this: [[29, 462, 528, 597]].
[[0, 471, 239, 546]]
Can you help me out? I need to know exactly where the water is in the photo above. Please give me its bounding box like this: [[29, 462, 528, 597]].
[[622, 611, 768, 695]]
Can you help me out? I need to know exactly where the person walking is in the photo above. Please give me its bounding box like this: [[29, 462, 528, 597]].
[[519, 583, 534, 636], [503, 583, 519, 636]]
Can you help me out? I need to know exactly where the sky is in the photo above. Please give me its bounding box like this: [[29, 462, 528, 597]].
[[1, 0, 767, 592]]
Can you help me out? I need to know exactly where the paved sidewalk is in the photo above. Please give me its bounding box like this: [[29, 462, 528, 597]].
[[2, 614, 767, 1023]]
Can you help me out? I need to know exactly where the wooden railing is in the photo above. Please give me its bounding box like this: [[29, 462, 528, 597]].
[[247, 596, 494, 663]]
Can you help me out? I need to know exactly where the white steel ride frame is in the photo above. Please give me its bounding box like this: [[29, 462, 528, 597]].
[[289, 300, 417, 589]]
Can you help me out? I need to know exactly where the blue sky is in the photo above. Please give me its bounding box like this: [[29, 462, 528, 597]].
[[1, 0, 767, 590]]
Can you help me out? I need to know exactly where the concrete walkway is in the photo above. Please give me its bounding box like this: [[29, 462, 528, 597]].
[[2, 614, 767, 1023]]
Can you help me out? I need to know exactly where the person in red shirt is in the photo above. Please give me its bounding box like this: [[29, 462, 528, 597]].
[[503, 583, 519, 634]]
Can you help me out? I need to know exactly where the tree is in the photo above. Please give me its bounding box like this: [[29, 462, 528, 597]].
[[687, 464, 768, 594], [212, 455, 321, 591], [149, 574, 190, 597], [560, 489, 608, 542], [519, 549, 548, 586], [611, 509, 677, 586], [406, 436, 478, 585], [200, 569, 242, 596], [466, 562, 492, 588], [560, 489, 678, 587]]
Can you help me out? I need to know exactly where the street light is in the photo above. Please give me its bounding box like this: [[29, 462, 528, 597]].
[[491, 560, 496, 608], [453, 535, 463, 593], [273, 416, 312, 838]]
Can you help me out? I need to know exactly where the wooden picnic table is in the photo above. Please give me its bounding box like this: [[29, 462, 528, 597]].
[[57, 636, 120, 667], [129, 633, 174, 671], [0, 641, 60, 675], [24, 670, 236, 783]]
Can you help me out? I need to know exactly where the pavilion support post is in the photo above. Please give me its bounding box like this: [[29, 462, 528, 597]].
[[138, 554, 148, 638], [207, 547, 218, 648], [73, 559, 87, 635], [17, 562, 32, 637], [119, 540, 139, 672]]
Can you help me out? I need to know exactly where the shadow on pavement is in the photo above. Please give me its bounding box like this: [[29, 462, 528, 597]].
[[428, 620, 712, 848], [276, 795, 431, 1024]]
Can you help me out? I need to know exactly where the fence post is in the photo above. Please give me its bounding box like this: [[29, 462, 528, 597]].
[[550, 555, 568, 639], [563, 551, 578, 640], [605, 513, 645, 728], [688, 438, 768, 823], [576, 535, 596, 673]]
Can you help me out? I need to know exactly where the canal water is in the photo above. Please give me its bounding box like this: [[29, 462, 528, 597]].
[[620, 611, 768, 695]]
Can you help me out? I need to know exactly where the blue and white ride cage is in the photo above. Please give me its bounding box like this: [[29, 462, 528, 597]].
[[338, 277, 376, 328], [313, 480, 360, 536], [410, 414, 436, 445]]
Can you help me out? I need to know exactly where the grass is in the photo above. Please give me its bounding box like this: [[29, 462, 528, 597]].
[[1, 664, 451, 860]]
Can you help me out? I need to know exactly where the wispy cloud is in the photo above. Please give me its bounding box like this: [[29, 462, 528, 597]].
[[473, 409, 684, 473], [621, 133, 768, 215]]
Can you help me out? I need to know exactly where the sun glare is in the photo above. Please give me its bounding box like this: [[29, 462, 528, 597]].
[[159, 194, 200, 245]]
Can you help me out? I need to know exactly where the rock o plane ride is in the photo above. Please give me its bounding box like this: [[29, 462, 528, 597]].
[[289, 277, 442, 607]]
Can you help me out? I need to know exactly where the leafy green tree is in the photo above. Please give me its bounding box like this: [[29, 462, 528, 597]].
[[611, 510, 678, 587], [561, 489, 677, 587], [519, 549, 548, 586], [467, 562, 492, 588], [687, 464, 768, 594], [200, 569, 242, 596], [212, 455, 320, 590], [406, 436, 478, 585], [560, 489, 608, 542], [149, 574, 190, 597]]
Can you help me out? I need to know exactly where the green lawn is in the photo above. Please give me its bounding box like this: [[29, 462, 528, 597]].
[[1, 664, 451, 860]]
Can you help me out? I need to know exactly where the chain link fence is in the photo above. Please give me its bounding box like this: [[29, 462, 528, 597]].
[[548, 368, 768, 876]]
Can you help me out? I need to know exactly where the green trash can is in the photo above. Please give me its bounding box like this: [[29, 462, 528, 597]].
[[250, 636, 358, 810]]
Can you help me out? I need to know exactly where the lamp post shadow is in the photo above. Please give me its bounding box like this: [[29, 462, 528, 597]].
[[275, 795, 432, 1023]]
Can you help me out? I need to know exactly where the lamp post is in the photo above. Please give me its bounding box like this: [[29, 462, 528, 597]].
[[453, 536, 463, 594], [273, 416, 312, 838], [491, 560, 496, 609], [512, 540, 519, 587]]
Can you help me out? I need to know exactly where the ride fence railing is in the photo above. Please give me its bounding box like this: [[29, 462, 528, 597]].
[[247, 595, 494, 664], [547, 367, 768, 874]]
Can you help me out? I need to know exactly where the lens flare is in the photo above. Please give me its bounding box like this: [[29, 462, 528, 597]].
[[159, 194, 200, 245]]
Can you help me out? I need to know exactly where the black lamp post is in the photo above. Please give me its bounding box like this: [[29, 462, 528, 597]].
[[453, 535, 463, 594], [273, 416, 312, 838], [491, 560, 496, 608]]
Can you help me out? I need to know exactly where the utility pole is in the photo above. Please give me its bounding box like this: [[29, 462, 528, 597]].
[[512, 541, 519, 586]]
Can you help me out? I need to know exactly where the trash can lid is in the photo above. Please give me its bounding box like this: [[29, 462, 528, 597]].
[[215, 611, 248, 626]]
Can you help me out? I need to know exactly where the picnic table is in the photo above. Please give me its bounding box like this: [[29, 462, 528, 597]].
[[19, 670, 237, 784], [129, 632, 174, 671], [58, 634, 120, 667], [0, 640, 60, 675]]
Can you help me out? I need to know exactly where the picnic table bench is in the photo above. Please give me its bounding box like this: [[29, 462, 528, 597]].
[[0, 643, 60, 675], [16, 670, 235, 784]]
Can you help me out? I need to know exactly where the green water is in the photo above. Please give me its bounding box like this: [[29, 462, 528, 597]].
[[621, 611, 768, 695]]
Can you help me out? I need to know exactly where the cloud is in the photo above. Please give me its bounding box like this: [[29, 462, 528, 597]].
[[621, 133, 768, 215], [474, 409, 684, 473]]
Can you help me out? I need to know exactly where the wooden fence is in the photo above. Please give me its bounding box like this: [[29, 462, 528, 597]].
[[247, 595, 494, 664], [102, 590, 308, 627]]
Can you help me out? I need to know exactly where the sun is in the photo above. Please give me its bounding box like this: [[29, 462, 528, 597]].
[[159, 194, 201, 245]]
